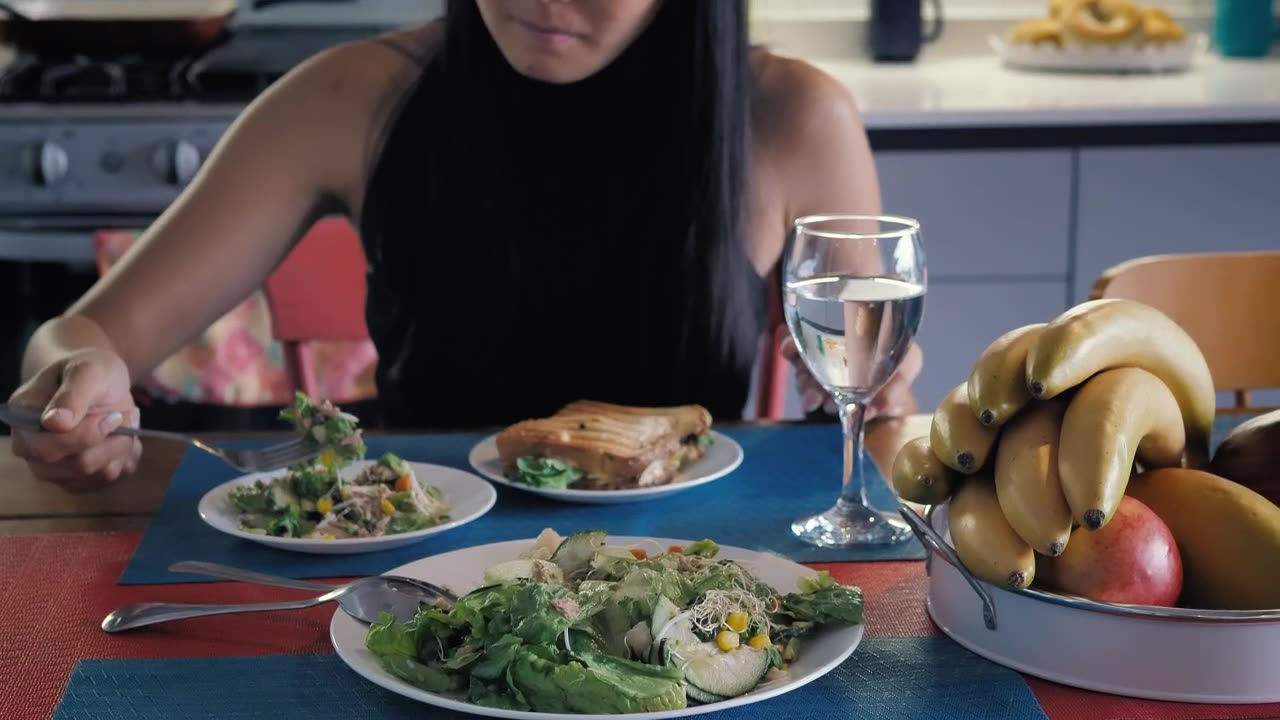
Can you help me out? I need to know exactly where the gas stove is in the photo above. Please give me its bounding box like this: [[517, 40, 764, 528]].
[[0, 24, 393, 236]]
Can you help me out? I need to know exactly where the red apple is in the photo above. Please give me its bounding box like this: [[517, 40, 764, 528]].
[[1039, 495, 1183, 607]]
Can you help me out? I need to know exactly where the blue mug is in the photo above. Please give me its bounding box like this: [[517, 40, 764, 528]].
[[1214, 0, 1277, 58]]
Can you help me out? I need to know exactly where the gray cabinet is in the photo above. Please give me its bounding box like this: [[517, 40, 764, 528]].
[[876, 149, 1074, 278], [1074, 144, 1280, 303], [877, 149, 1074, 412], [1075, 144, 1280, 406], [758, 143, 1279, 419], [913, 281, 1069, 412]]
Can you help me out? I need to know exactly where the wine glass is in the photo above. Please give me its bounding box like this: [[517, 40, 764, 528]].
[[783, 214, 927, 548]]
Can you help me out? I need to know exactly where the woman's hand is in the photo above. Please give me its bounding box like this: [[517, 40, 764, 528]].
[[780, 336, 923, 420], [8, 349, 142, 493]]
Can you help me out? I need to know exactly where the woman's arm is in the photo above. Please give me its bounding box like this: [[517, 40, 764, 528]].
[[23, 40, 408, 383], [10, 36, 424, 490]]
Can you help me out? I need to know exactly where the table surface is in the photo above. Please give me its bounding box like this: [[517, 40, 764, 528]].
[[0, 415, 932, 534], [6, 413, 1279, 720]]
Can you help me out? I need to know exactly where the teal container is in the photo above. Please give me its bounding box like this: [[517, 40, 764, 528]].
[[1214, 0, 1277, 57]]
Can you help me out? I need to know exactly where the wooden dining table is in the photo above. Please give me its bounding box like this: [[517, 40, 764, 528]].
[[3, 414, 1276, 720]]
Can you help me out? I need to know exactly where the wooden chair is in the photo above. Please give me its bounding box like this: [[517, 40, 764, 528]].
[[261, 217, 373, 399], [1089, 250, 1280, 413]]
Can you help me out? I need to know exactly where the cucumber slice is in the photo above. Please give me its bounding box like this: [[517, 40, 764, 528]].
[[550, 530, 607, 575], [649, 596, 681, 641], [660, 616, 770, 700], [684, 684, 729, 705], [481, 559, 564, 586], [682, 646, 771, 699]]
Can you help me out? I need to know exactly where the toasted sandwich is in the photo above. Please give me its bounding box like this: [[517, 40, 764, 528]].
[[495, 400, 714, 490]]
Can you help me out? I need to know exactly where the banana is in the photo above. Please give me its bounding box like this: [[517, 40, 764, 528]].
[[967, 323, 1045, 427], [1024, 298, 1215, 468], [891, 436, 958, 505], [1127, 468, 1280, 611], [1058, 367, 1186, 531], [949, 473, 1036, 590], [930, 383, 999, 474], [994, 397, 1073, 557]]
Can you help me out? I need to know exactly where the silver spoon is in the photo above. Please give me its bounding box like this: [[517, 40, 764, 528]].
[[101, 575, 439, 633]]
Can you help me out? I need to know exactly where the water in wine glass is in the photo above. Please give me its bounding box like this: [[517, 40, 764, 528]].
[[783, 274, 925, 398]]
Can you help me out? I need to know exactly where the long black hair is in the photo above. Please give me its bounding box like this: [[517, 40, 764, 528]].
[[362, 0, 766, 425]]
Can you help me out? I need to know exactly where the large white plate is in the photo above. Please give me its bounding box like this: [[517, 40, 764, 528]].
[[989, 33, 1208, 74], [330, 535, 865, 719], [467, 431, 743, 504], [197, 460, 496, 555]]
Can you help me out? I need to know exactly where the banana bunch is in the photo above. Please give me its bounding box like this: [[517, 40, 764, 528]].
[[891, 298, 1231, 592]]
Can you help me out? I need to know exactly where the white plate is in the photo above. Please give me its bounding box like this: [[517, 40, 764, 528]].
[[330, 535, 866, 719], [197, 461, 496, 555], [467, 431, 744, 504], [989, 33, 1207, 74]]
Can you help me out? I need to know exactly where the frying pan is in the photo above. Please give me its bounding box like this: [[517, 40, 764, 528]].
[[0, 0, 351, 57]]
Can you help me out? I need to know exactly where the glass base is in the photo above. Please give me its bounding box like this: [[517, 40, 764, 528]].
[[791, 500, 913, 548]]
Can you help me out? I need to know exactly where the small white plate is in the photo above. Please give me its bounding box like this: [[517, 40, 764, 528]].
[[330, 535, 865, 720], [467, 430, 744, 504], [197, 461, 496, 555]]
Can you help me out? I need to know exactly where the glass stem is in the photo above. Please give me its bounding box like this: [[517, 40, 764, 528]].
[[836, 396, 869, 508]]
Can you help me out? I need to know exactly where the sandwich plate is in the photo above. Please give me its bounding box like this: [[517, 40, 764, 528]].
[[197, 461, 497, 555], [467, 430, 743, 504], [329, 535, 865, 720]]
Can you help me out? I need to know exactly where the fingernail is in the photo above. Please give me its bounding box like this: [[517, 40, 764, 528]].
[[41, 408, 71, 426], [99, 412, 124, 434]]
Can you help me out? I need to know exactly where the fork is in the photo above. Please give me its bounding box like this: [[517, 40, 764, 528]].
[[0, 402, 323, 474], [168, 560, 459, 603]]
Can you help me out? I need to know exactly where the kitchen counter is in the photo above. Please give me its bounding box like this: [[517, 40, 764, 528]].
[[813, 52, 1280, 130]]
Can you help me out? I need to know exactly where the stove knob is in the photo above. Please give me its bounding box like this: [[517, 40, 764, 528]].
[[30, 141, 69, 187], [154, 140, 202, 186]]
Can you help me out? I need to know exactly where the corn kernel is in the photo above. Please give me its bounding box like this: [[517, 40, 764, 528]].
[[340, 486, 353, 499], [320, 449, 335, 467], [630, 548, 648, 560], [715, 630, 740, 652], [316, 497, 333, 514], [748, 634, 771, 650], [322, 534, 336, 541], [726, 611, 749, 634], [381, 499, 397, 516]]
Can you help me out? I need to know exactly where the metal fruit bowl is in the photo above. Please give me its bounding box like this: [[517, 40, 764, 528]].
[[900, 503, 1280, 704]]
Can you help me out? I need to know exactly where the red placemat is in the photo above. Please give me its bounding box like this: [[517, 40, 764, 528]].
[[5, 532, 1279, 720]]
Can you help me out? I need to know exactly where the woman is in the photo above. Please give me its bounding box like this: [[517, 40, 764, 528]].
[[9, 0, 922, 492]]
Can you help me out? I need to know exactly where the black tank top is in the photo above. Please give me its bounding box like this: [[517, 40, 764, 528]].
[[358, 37, 768, 430]]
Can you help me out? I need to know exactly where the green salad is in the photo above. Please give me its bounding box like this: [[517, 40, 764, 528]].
[[365, 529, 863, 713], [227, 393, 451, 539]]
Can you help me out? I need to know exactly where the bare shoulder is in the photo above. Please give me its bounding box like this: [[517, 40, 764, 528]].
[[257, 23, 439, 130], [227, 22, 441, 208], [751, 51, 868, 164], [750, 50, 880, 219]]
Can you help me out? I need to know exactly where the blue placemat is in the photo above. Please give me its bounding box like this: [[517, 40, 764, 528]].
[[120, 424, 926, 585], [51, 637, 1048, 720]]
